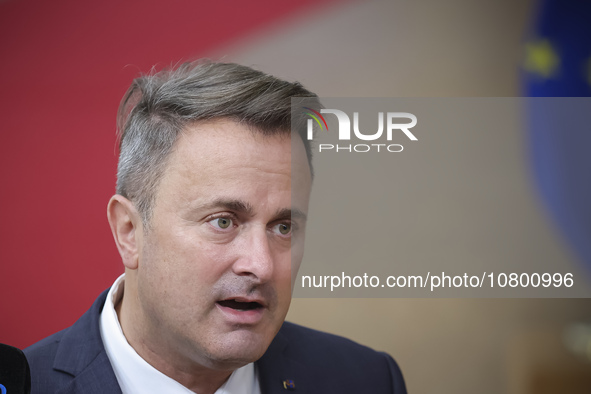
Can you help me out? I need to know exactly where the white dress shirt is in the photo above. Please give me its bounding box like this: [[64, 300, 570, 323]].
[[99, 274, 261, 394]]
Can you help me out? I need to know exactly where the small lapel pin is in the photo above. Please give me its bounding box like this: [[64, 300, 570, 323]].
[[282, 379, 296, 390]]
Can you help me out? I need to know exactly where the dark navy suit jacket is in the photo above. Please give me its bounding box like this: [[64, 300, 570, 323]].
[[24, 290, 406, 393]]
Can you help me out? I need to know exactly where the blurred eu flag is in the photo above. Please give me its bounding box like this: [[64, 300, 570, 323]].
[[524, 0, 591, 271]]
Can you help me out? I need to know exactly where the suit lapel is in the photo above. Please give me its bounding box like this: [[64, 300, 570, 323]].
[[257, 327, 311, 394], [56, 352, 122, 394], [53, 289, 122, 394]]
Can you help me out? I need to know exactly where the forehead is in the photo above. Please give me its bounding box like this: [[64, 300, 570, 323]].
[[154, 119, 311, 208], [171, 120, 290, 180]]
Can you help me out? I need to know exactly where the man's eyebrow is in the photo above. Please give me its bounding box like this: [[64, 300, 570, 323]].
[[195, 199, 306, 221], [199, 199, 254, 215], [274, 208, 307, 222]]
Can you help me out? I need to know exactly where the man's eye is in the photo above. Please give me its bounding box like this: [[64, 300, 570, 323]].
[[211, 217, 233, 229], [274, 223, 291, 235]]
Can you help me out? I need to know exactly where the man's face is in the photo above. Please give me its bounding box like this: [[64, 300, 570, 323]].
[[134, 119, 311, 370]]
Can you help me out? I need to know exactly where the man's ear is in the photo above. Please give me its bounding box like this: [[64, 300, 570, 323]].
[[107, 195, 142, 270]]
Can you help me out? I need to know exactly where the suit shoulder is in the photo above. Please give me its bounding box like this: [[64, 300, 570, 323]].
[[23, 327, 73, 393], [279, 322, 407, 393], [24, 326, 68, 363], [281, 321, 386, 357]]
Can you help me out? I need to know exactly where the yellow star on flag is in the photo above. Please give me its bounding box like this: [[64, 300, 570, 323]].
[[523, 39, 560, 79]]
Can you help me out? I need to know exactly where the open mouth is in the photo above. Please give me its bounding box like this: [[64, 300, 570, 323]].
[[217, 299, 263, 311]]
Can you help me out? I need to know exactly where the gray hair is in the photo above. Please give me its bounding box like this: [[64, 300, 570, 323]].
[[116, 60, 318, 226]]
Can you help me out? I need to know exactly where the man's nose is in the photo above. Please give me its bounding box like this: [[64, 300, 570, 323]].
[[232, 229, 274, 283]]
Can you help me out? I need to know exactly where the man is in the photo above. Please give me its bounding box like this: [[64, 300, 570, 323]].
[[24, 61, 406, 393]]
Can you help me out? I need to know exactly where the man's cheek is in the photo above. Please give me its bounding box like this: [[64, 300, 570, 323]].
[[200, 249, 239, 276]]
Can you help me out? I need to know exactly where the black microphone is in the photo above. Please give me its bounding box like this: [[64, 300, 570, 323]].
[[0, 343, 30, 394]]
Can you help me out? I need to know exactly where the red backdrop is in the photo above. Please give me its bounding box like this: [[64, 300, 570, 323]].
[[0, 0, 340, 349]]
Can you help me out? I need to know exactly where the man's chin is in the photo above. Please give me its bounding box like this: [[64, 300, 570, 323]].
[[201, 330, 272, 369]]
